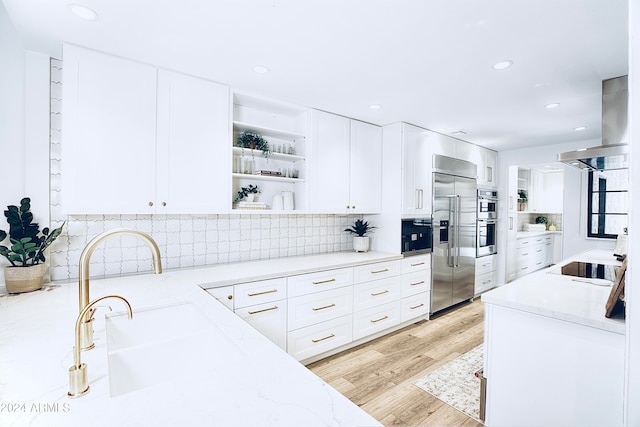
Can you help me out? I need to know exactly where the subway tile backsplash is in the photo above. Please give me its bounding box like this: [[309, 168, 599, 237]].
[[48, 59, 354, 282]]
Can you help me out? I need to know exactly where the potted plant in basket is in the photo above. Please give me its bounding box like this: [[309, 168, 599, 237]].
[[234, 184, 261, 203], [236, 130, 271, 158], [0, 198, 65, 293], [344, 218, 376, 253]]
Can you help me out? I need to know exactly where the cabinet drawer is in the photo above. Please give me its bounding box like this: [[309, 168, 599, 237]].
[[287, 267, 353, 298], [353, 260, 401, 284], [401, 270, 431, 297], [401, 292, 430, 322], [517, 236, 544, 249], [516, 245, 538, 262], [287, 315, 353, 361], [476, 254, 497, 275], [401, 254, 431, 273], [234, 278, 287, 309], [288, 287, 353, 331], [353, 276, 402, 312], [353, 301, 401, 340], [475, 271, 497, 294], [235, 300, 287, 350]]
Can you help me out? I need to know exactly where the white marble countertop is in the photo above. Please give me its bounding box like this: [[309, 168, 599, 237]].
[[0, 251, 395, 427], [482, 248, 625, 334], [516, 230, 563, 238]]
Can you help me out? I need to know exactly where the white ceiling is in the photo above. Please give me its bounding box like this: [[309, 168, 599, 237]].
[[2, 0, 629, 151]]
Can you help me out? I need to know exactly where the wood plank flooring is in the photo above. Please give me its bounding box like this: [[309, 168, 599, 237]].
[[307, 299, 484, 427]]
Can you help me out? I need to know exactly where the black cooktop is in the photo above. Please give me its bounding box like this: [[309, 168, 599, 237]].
[[561, 261, 619, 281]]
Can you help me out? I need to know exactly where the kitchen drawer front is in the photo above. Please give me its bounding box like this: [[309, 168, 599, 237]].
[[288, 287, 353, 331], [235, 300, 287, 350], [353, 301, 402, 340], [516, 258, 536, 278], [287, 315, 353, 361], [400, 292, 430, 322], [401, 270, 431, 297], [475, 271, 497, 295], [287, 267, 353, 298], [353, 276, 402, 312], [234, 278, 287, 309], [517, 236, 544, 249], [205, 286, 234, 310], [401, 254, 431, 274], [353, 260, 401, 284], [516, 245, 539, 262], [476, 254, 497, 275]]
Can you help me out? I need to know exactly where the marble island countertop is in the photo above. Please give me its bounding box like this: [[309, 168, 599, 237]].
[[482, 248, 625, 334], [0, 251, 396, 427]]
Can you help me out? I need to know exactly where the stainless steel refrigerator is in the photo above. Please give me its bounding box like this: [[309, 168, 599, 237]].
[[431, 155, 477, 314]]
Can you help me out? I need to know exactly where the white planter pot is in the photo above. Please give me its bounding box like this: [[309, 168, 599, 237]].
[[353, 236, 370, 253]]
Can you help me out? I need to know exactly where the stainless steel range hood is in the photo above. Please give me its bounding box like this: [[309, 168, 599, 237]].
[[558, 75, 628, 170]]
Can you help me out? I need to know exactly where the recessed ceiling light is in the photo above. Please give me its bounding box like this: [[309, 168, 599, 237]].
[[253, 65, 270, 74], [574, 126, 587, 131], [369, 104, 382, 110], [545, 103, 560, 109], [68, 4, 99, 21], [493, 60, 513, 70]]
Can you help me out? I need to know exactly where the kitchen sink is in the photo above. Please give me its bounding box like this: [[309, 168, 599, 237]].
[[105, 303, 232, 397]]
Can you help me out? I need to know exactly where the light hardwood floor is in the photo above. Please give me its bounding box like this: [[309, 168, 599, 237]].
[[307, 299, 484, 427]]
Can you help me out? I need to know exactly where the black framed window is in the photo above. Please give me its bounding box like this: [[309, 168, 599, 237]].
[[587, 169, 628, 239]]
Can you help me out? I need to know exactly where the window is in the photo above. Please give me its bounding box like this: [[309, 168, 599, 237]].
[[587, 169, 628, 238]]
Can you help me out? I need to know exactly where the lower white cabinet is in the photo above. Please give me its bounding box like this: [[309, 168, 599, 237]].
[[288, 287, 353, 331], [400, 254, 431, 321], [516, 234, 553, 279], [475, 254, 498, 295], [236, 300, 287, 350], [353, 301, 402, 340], [401, 292, 430, 321], [287, 315, 353, 362]]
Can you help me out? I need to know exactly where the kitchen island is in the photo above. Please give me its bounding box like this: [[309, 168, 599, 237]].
[[0, 252, 395, 427], [482, 248, 625, 426]]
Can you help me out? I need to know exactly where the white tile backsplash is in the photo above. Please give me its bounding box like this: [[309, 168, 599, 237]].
[[48, 59, 354, 282]]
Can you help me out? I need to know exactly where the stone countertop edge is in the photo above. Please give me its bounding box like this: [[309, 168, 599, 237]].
[[516, 230, 563, 238], [481, 248, 625, 335], [0, 251, 394, 427]]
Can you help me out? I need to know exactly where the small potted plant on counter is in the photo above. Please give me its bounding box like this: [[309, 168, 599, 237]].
[[234, 184, 261, 203], [0, 197, 65, 293], [344, 218, 376, 253]]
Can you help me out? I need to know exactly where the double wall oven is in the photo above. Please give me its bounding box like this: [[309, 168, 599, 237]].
[[477, 189, 498, 257]]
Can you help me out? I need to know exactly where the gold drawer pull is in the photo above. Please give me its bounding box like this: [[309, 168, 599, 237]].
[[410, 262, 425, 267], [248, 305, 278, 315], [312, 303, 336, 311], [371, 268, 389, 274], [410, 303, 425, 310], [312, 333, 335, 343], [247, 289, 278, 297], [482, 280, 492, 285], [371, 290, 389, 296], [410, 281, 425, 286], [371, 315, 389, 323], [313, 278, 337, 285]]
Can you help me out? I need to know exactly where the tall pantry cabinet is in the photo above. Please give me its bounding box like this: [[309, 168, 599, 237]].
[[62, 44, 230, 214]]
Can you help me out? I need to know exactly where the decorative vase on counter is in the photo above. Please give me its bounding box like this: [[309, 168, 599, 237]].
[[4, 264, 47, 294], [548, 224, 557, 231], [353, 236, 370, 253]]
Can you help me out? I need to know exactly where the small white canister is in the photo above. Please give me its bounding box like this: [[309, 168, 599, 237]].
[[282, 191, 294, 210], [272, 194, 284, 210]]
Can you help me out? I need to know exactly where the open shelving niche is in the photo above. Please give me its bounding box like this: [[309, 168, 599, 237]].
[[232, 92, 310, 213]]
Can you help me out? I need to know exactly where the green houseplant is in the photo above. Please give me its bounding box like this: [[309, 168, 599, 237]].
[[236, 130, 271, 158], [0, 197, 65, 293], [233, 184, 261, 203], [344, 219, 376, 252]]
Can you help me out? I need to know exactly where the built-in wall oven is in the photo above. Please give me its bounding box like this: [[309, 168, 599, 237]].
[[477, 189, 498, 257], [401, 218, 432, 256]]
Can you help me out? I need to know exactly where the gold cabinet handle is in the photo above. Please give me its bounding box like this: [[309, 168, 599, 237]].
[[312, 333, 335, 343], [312, 303, 336, 311], [482, 280, 492, 285], [248, 305, 278, 315], [371, 268, 389, 274], [247, 289, 278, 297], [410, 303, 425, 310], [410, 262, 425, 267], [312, 278, 336, 285], [162, 202, 167, 207], [148, 201, 154, 207], [371, 290, 389, 296], [410, 280, 425, 286], [371, 315, 389, 323]]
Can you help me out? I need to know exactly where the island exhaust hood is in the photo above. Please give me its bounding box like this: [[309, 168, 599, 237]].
[[558, 75, 628, 170]]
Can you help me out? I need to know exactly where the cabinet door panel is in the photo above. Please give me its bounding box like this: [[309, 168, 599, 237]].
[[63, 45, 157, 214], [349, 120, 382, 213], [235, 300, 287, 350]]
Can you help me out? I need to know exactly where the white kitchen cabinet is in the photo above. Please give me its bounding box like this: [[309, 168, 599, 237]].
[[288, 286, 353, 331], [481, 149, 498, 188], [515, 234, 551, 278], [205, 285, 234, 310], [401, 124, 433, 215], [353, 301, 402, 340], [62, 44, 230, 214], [310, 111, 382, 213], [232, 92, 309, 212], [287, 315, 353, 362], [400, 254, 431, 321], [475, 254, 497, 295]]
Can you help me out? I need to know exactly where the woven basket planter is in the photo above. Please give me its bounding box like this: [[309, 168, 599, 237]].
[[4, 264, 46, 294]]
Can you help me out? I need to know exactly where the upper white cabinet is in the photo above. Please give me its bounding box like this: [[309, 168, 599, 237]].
[[430, 133, 498, 188], [310, 111, 382, 213], [62, 44, 230, 214], [401, 124, 432, 215], [231, 93, 309, 212]]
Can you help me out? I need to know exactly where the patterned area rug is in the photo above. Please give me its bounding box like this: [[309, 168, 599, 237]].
[[413, 344, 483, 423]]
